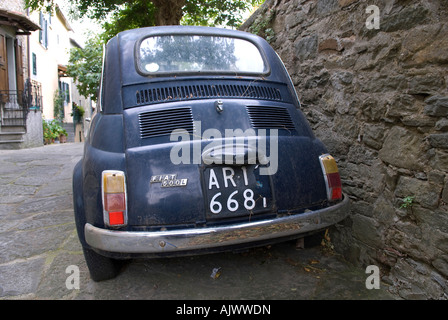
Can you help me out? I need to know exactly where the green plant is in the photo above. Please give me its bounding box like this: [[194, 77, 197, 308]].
[[53, 89, 65, 122], [400, 196, 415, 209], [56, 126, 68, 137], [42, 118, 67, 144], [248, 8, 276, 43], [71, 103, 85, 123], [42, 118, 53, 142]]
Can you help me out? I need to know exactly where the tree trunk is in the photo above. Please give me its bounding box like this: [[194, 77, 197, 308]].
[[152, 0, 186, 25]]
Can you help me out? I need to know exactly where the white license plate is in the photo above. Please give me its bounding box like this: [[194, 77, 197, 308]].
[[203, 165, 273, 219]]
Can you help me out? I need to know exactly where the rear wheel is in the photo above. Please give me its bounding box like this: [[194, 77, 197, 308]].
[[304, 230, 326, 248], [82, 247, 124, 281]]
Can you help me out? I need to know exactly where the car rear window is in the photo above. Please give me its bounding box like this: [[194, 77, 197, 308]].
[[137, 35, 268, 76]]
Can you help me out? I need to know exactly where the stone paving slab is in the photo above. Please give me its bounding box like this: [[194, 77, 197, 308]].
[[0, 143, 84, 298], [0, 143, 398, 300]]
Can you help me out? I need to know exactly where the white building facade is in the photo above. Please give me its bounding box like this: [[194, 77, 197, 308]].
[[29, 3, 93, 130], [0, 0, 42, 149]]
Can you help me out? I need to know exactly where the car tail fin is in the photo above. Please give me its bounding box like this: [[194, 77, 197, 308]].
[[102, 170, 128, 227], [319, 154, 343, 202]]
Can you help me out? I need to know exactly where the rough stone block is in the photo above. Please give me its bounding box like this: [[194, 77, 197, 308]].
[[442, 181, 448, 203], [400, 24, 448, 67], [285, 11, 305, 30], [385, 94, 418, 118], [430, 149, 448, 171], [352, 214, 382, 248], [316, 0, 339, 16], [412, 24, 448, 66], [408, 74, 446, 95], [294, 34, 318, 61], [381, 6, 429, 33], [390, 257, 447, 299], [395, 176, 441, 209], [401, 115, 436, 128], [318, 38, 343, 53], [424, 96, 448, 117], [338, 0, 358, 8], [428, 133, 448, 149], [435, 119, 448, 132], [379, 126, 425, 171], [432, 256, 448, 278], [362, 124, 385, 150]]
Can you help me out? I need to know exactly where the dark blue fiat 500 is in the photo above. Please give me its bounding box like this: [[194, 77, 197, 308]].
[[73, 26, 350, 281]]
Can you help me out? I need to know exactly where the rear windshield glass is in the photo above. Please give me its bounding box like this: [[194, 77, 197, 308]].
[[138, 35, 267, 75]]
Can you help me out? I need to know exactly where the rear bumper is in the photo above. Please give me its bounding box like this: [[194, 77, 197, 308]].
[[85, 194, 349, 254]]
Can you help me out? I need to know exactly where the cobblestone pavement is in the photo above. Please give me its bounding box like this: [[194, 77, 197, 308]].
[[0, 143, 398, 300]]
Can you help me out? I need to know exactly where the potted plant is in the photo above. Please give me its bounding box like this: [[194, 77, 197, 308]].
[[71, 103, 85, 123], [51, 120, 67, 143], [42, 119, 53, 144], [43, 119, 58, 144], [58, 127, 68, 143], [42, 119, 67, 144]]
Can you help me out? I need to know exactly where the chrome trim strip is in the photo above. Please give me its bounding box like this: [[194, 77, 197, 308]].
[[85, 194, 349, 254]]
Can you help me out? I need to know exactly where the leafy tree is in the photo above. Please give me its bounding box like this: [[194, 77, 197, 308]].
[[25, 0, 264, 101], [25, 0, 263, 27], [101, 2, 157, 42], [66, 33, 103, 102]]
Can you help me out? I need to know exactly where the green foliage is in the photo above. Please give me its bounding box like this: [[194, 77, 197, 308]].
[[101, 2, 156, 42], [25, 0, 55, 14], [53, 89, 65, 122], [26, 0, 264, 30], [248, 7, 275, 42], [71, 103, 85, 123], [42, 118, 67, 143], [66, 33, 104, 102], [400, 196, 415, 209], [181, 0, 264, 28], [26, 0, 265, 102]]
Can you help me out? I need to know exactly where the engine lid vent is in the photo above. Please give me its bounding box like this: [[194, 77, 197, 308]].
[[246, 106, 295, 131], [139, 107, 194, 139], [136, 83, 282, 106]]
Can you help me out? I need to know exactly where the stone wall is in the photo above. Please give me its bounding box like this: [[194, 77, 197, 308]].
[[241, 0, 448, 299], [23, 110, 44, 148]]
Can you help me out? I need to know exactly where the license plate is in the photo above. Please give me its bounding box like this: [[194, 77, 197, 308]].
[[203, 165, 273, 219]]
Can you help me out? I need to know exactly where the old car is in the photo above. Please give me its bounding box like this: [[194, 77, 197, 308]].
[[72, 26, 350, 281]]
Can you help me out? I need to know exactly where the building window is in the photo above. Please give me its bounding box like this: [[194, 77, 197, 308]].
[[39, 12, 49, 49], [58, 81, 70, 103], [32, 53, 37, 75]]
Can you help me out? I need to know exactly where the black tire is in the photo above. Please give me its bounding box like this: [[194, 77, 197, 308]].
[[74, 162, 124, 282], [304, 230, 326, 248], [82, 247, 123, 281]]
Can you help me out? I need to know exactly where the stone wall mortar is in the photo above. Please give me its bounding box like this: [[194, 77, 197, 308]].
[[242, 0, 448, 299]]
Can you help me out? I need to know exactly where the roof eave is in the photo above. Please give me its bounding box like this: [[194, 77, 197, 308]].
[[0, 9, 40, 32]]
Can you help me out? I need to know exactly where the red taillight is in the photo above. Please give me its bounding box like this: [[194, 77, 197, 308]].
[[104, 193, 126, 212], [102, 171, 127, 227], [108, 211, 125, 225], [319, 154, 343, 201]]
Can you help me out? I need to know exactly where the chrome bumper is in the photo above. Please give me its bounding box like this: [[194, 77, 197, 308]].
[[85, 195, 349, 254]]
